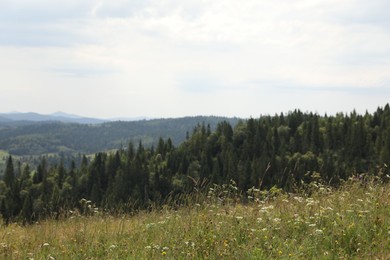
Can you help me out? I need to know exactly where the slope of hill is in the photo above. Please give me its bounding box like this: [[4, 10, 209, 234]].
[[1, 179, 389, 259], [0, 112, 105, 124], [0, 116, 240, 156]]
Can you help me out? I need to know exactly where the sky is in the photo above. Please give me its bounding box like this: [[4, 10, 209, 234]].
[[0, 0, 390, 119]]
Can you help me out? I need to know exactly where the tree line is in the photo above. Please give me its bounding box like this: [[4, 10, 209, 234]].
[[1, 104, 390, 223], [0, 116, 239, 156]]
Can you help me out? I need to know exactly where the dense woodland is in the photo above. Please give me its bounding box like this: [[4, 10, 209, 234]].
[[0, 116, 239, 156], [1, 104, 390, 223]]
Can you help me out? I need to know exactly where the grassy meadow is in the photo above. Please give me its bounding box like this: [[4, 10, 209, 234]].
[[0, 178, 389, 259]]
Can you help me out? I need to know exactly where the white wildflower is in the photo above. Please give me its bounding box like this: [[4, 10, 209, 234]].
[[146, 223, 156, 229], [293, 196, 304, 203]]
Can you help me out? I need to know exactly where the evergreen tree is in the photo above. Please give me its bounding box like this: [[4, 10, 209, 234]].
[[4, 156, 14, 187]]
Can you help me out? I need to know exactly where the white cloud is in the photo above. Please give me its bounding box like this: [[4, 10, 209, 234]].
[[0, 0, 389, 117]]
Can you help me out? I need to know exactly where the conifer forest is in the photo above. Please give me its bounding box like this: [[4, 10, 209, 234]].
[[1, 104, 390, 224]]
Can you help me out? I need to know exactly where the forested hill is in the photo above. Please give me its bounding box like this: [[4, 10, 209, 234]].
[[1, 104, 390, 223], [0, 116, 240, 156]]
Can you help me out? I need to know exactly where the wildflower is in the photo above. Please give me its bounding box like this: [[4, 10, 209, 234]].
[[315, 229, 323, 235], [161, 251, 167, 256], [293, 196, 304, 203], [146, 223, 156, 229], [236, 216, 243, 220], [259, 205, 274, 213], [185, 241, 195, 248], [306, 198, 318, 206], [145, 246, 152, 250], [308, 223, 316, 227]]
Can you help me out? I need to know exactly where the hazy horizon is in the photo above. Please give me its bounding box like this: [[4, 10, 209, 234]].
[[2, 103, 390, 121], [1, 1, 389, 119]]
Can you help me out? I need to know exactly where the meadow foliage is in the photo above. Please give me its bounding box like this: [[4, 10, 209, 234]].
[[0, 176, 389, 259]]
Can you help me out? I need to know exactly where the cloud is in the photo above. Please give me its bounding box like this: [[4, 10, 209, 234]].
[[0, 0, 389, 118], [330, 0, 390, 28], [0, 1, 94, 47]]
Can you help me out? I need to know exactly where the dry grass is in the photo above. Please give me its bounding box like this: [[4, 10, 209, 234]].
[[1, 179, 390, 259]]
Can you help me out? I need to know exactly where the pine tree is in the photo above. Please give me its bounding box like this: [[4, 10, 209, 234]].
[[4, 156, 14, 187]]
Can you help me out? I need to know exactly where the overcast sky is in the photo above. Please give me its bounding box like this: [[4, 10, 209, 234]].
[[1, 0, 389, 119]]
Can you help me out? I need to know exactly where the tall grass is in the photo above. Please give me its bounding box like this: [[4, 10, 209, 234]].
[[1, 177, 389, 259]]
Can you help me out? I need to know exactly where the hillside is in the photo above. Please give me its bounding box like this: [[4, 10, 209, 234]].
[[1, 104, 390, 225], [0, 116, 240, 156], [0, 179, 389, 259]]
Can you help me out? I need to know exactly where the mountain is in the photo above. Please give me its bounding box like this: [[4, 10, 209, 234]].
[[0, 112, 105, 124], [0, 116, 240, 156], [0, 116, 13, 123], [50, 111, 84, 119]]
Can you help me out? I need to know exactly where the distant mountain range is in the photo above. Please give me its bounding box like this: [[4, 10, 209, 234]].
[[0, 114, 240, 156], [0, 112, 107, 124]]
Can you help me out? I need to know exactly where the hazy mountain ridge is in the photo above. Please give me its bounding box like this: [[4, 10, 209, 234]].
[[0, 116, 240, 156], [0, 112, 106, 124]]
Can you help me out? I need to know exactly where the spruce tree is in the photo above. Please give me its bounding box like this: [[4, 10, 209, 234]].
[[4, 156, 14, 187]]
